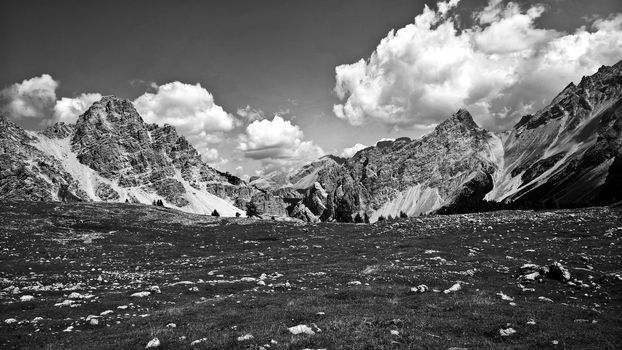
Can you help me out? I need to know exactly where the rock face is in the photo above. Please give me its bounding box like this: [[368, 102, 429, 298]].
[[0, 96, 249, 216]]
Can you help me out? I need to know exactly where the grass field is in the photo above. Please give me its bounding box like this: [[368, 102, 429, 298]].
[[1, 201, 621, 349]]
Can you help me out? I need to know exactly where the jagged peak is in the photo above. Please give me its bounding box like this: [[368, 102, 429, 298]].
[[435, 109, 480, 132]]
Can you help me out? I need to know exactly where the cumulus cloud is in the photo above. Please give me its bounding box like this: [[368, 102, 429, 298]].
[[341, 143, 367, 158], [0, 74, 58, 122], [53, 93, 102, 124], [236, 105, 265, 121], [238, 115, 324, 172], [134, 81, 236, 162], [333, 0, 622, 130]]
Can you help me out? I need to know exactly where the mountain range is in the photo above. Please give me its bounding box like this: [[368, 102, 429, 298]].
[[1, 60, 621, 221]]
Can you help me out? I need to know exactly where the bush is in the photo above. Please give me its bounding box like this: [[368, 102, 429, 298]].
[[354, 213, 363, 223], [211, 209, 220, 217], [399, 211, 408, 218], [364, 213, 370, 224], [377, 215, 385, 221], [246, 202, 259, 218], [235, 212, 241, 218]]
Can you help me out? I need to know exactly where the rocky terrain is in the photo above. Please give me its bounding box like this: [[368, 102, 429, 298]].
[[0, 201, 620, 349]]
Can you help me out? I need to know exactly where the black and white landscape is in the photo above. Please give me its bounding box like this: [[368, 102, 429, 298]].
[[1, 0, 621, 349]]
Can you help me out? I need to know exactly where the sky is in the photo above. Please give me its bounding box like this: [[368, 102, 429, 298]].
[[1, 0, 621, 178]]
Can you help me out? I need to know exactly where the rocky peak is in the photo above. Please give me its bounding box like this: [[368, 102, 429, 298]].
[[42, 122, 73, 139], [433, 109, 481, 136]]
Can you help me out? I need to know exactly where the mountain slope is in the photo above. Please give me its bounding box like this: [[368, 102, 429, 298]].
[[487, 61, 622, 206], [1, 96, 246, 216]]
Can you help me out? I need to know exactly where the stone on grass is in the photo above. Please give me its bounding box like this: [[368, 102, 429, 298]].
[[145, 337, 160, 348], [410, 284, 428, 293], [166, 323, 176, 328], [5, 318, 17, 324], [90, 318, 99, 326], [131, 291, 151, 298], [443, 282, 462, 294], [20, 295, 34, 302], [499, 327, 516, 337], [288, 324, 315, 335], [546, 262, 571, 282], [237, 334, 254, 341]]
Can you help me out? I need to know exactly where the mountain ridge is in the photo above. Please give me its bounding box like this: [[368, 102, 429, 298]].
[[1, 60, 621, 221]]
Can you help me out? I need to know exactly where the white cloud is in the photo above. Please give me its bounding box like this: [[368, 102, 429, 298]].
[[134, 81, 236, 162], [238, 115, 324, 172], [333, 0, 622, 130], [236, 105, 265, 121], [53, 93, 102, 124], [341, 143, 367, 158], [0, 74, 58, 122]]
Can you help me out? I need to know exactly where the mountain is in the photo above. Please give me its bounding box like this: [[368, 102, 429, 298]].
[[257, 60, 622, 221], [0, 96, 249, 216], [1, 61, 620, 220]]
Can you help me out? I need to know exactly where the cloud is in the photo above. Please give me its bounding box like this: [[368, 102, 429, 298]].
[[236, 105, 265, 121], [341, 143, 367, 158], [134, 81, 236, 162], [238, 115, 324, 172], [0, 74, 58, 122], [53, 93, 103, 124], [333, 0, 622, 130]]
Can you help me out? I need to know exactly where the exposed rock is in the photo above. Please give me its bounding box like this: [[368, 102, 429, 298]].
[[290, 202, 320, 223]]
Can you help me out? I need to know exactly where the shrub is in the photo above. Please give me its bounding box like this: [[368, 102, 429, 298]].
[[354, 213, 363, 223], [399, 211, 408, 218], [377, 215, 385, 221], [246, 202, 259, 217], [211, 209, 220, 217]]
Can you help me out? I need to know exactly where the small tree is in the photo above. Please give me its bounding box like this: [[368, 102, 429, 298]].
[[399, 211, 408, 219], [246, 201, 259, 218], [354, 213, 363, 223], [364, 213, 370, 224], [235, 212, 241, 218], [152, 200, 156, 206], [387, 215, 393, 220], [378, 215, 386, 221], [211, 209, 220, 217]]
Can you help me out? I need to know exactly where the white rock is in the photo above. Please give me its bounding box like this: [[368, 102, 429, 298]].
[[443, 282, 462, 294], [131, 291, 151, 298], [4, 318, 17, 324], [410, 284, 428, 293], [63, 326, 74, 332], [54, 300, 75, 307], [20, 295, 34, 302], [347, 281, 362, 286], [32, 317, 43, 323], [237, 334, 254, 341], [145, 338, 160, 348], [538, 296, 554, 302], [499, 327, 516, 337], [100, 310, 114, 316], [190, 338, 207, 346], [496, 291, 514, 301], [166, 323, 176, 328], [390, 330, 399, 336], [288, 324, 315, 335], [149, 286, 161, 294], [90, 318, 99, 326]]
